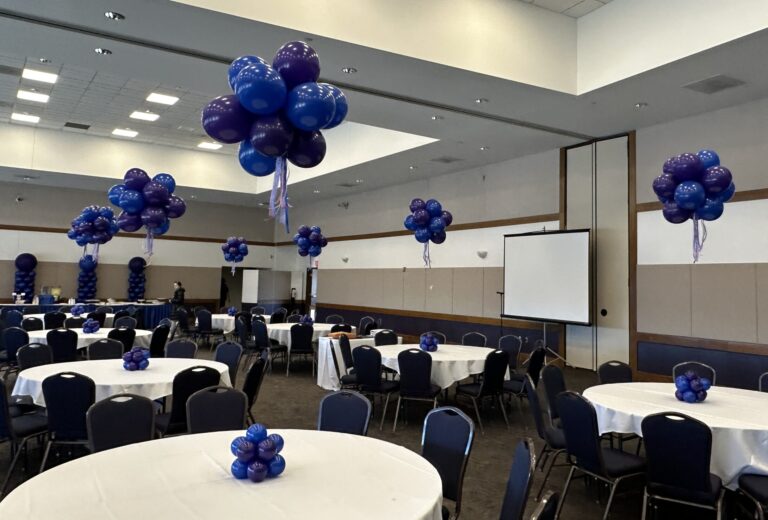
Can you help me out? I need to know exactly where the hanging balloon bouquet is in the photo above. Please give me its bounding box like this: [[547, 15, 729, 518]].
[[293, 225, 328, 261], [222, 236, 249, 275], [202, 41, 348, 233], [404, 198, 453, 267], [66, 205, 119, 261]]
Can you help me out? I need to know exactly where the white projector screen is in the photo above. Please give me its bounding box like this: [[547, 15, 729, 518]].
[[242, 269, 260, 303], [503, 230, 591, 325]]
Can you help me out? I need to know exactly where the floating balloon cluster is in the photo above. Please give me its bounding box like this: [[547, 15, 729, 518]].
[[227, 306, 238, 317], [404, 199, 453, 267], [108, 169, 187, 257], [674, 371, 712, 403], [70, 304, 85, 317], [202, 41, 348, 232], [82, 318, 100, 334], [122, 346, 150, 371], [653, 150, 735, 262], [293, 225, 327, 258], [127, 257, 147, 301], [221, 236, 249, 275], [230, 423, 286, 483], [66, 205, 119, 260], [77, 255, 98, 302], [419, 333, 440, 352], [13, 254, 36, 303]]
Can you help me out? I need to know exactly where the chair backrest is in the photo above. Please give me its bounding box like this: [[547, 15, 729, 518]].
[[526, 347, 547, 387], [269, 309, 286, 324], [422, 406, 475, 515], [176, 307, 191, 331], [214, 341, 243, 385], [113, 310, 130, 320], [462, 332, 487, 347], [556, 391, 605, 476], [251, 314, 266, 324], [325, 314, 344, 324], [252, 319, 270, 350], [541, 364, 566, 422], [96, 306, 113, 313], [187, 386, 247, 434], [113, 316, 137, 329], [424, 330, 447, 344], [498, 335, 523, 372], [352, 345, 383, 389], [290, 323, 314, 353], [234, 312, 251, 333], [250, 306, 266, 315], [4, 310, 23, 328], [479, 349, 509, 396], [242, 352, 268, 411], [317, 390, 372, 435], [46, 328, 78, 363], [524, 375, 548, 443], [21, 317, 43, 331], [359, 316, 376, 336], [338, 334, 354, 370], [16, 343, 52, 370], [108, 327, 136, 352], [44, 311, 66, 329], [196, 309, 213, 331], [286, 313, 301, 323], [234, 316, 249, 347], [374, 329, 399, 346], [398, 348, 434, 397], [165, 339, 197, 359], [149, 324, 171, 358], [168, 366, 222, 426], [65, 316, 86, 329], [219, 306, 230, 314], [641, 412, 714, 495], [330, 323, 353, 333], [597, 360, 633, 384], [86, 312, 106, 327], [87, 394, 155, 452], [87, 338, 124, 360], [42, 372, 95, 441], [529, 491, 559, 520], [760, 371, 768, 392], [0, 378, 14, 441], [672, 361, 716, 385], [3, 327, 28, 363], [499, 438, 536, 520]]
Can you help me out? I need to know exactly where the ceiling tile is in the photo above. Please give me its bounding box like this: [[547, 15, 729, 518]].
[[562, 0, 606, 17]]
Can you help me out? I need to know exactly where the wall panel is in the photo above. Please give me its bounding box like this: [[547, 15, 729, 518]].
[[424, 269, 453, 315], [482, 267, 504, 319], [452, 268, 484, 317], [691, 264, 757, 343], [637, 265, 692, 337], [403, 268, 426, 312]]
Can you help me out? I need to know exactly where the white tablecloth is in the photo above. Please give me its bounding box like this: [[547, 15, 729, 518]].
[[583, 382, 768, 487], [317, 336, 403, 390], [0, 429, 442, 520], [377, 343, 496, 389], [26, 328, 152, 350], [205, 314, 271, 334], [12, 358, 230, 406], [267, 323, 355, 352], [26, 313, 115, 327]]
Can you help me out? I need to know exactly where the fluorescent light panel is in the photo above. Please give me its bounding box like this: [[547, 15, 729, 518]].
[[11, 113, 40, 123], [146, 92, 178, 105], [22, 68, 58, 84], [17, 90, 49, 103], [112, 128, 138, 137], [197, 142, 222, 150], [130, 111, 159, 121]]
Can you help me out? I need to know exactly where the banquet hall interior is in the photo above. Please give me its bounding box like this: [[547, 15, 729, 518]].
[[0, 1, 767, 519]]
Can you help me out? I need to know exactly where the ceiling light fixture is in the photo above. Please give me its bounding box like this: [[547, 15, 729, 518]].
[[130, 110, 159, 121], [634, 102, 649, 109], [341, 67, 357, 74], [104, 11, 125, 21], [431, 115, 443, 121], [475, 98, 489, 104], [94, 48, 113, 55], [11, 113, 40, 123], [408, 165, 417, 171], [112, 128, 138, 138], [38, 58, 51, 64], [480, 146, 489, 151], [313, 188, 320, 194], [146, 92, 179, 105], [197, 142, 222, 150], [22, 68, 57, 84], [355, 179, 364, 184], [189, 195, 197, 200], [17, 90, 49, 103]]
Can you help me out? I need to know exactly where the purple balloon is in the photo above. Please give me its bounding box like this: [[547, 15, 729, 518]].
[[247, 461, 268, 483], [117, 211, 143, 232], [414, 227, 431, 243], [165, 195, 187, 219], [701, 166, 732, 195], [440, 210, 453, 226], [309, 231, 321, 244], [201, 94, 254, 144], [257, 438, 277, 462], [272, 41, 320, 90], [298, 225, 311, 237], [287, 130, 326, 168], [410, 198, 426, 212], [717, 182, 735, 203], [140, 207, 167, 229], [662, 157, 677, 175], [320, 235, 328, 247], [298, 247, 309, 257], [412, 209, 430, 226], [250, 113, 294, 157], [671, 153, 703, 183], [662, 202, 692, 224], [652, 173, 677, 202], [142, 180, 170, 207], [431, 230, 447, 244], [124, 168, 150, 191]]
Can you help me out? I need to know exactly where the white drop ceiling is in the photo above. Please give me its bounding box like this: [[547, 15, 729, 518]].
[[520, 0, 613, 18]]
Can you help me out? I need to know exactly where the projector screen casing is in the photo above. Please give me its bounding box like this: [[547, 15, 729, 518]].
[[502, 229, 592, 326]]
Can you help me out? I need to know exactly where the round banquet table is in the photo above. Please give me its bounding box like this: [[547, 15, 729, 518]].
[[26, 328, 152, 350], [0, 429, 443, 520], [376, 343, 497, 389], [26, 312, 115, 327], [583, 382, 768, 487], [316, 335, 403, 390], [267, 323, 355, 352], [206, 313, 271, 334], [12, 358, 231, 407]]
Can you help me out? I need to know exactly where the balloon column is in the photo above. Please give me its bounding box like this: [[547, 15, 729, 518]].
[[77, 255, 98, 302], [419, 332, 440, 352], [230, 423, 286, 482], [122, 347, 150, 371], [108, 169, 186, 257], [202, 41, 348, 232], [674, 371, 712, 403], [653, 150, 735, 262], [127, 257, 147, 301], [66, 205, 119, 260], [82, 318, 100, 334], [404, 199, 453, 267], [221, 236, 249, 275], [293, 225, 328, 259], [13, 253, 37, 303]]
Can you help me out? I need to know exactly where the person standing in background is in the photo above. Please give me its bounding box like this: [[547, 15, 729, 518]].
[[220, 278, 229, 308], [171, 281, 185, 318]]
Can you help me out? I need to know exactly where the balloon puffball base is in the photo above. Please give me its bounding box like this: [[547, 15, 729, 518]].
[[122, 347, 150, 371], [420, 333, 439, 352], [82, 319, 100, 334], [230, 424, 286, 482], [674, 371, 711, 403]]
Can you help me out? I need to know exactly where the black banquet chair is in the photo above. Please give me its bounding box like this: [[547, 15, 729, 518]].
[[195, 309, 224, 347], [286, 313, 301, 323], [524, 374, 566, 501], [16, 343, 52, 371], [374, 329, 399, 346], [214, 341, 243, 386], [739, 473, 768, 520], [149, 323, 171, 358], [250, 306, 266, 315], [64, 316, 86, 329], [165, 339, 198, 359], [46, 328, 78, 363], [325, 314, 344, 324], [498, 335, 523, 374], [424, 330, 447, 344], [461, 332, 487, 347], [87, 338, 124, 360], [286, 323, 314, 376], [759, 371, 768, 392], [113, 316, 137, 329], [317, 390, 372, 436], [269, 309, 286, 324], [498, 438, 536, 520], [455, 349, 510, 432], [672, 361, 716, 385], [87, 394, 155, 452], [392, 348, 440, 432], [330, 323, 353, 333], [336, 334, 358, 389], [186, 386, 247, 434], [1, 327, 28, 371], [541, 364, 567, 427], [155, 366, 221, 437], [421, 406, 475, 520], [352, 345, 399, 430], [358, 316, 376, 336], [597, 360, 633, 384], [530, 491, 559, 520], [85, 312, 106, 327], [21, 317, 43, 332], [4, 310, 23, 329], [242, 352, 268, 424], [108, 327, 136, 352], [43, 311, 66, 330]]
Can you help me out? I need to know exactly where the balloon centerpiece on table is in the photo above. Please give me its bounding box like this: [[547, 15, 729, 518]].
[[299, 314, 314, 326], [122, 346, 150, 371], [221, 236, 249, 275], [13, 253, 37, 303], [292, 225, 328, 260], [419, 333, 440, 352], [653, 149, 735, 262], [128, 257, 147, 301], [82, 318, 100, 334], [108, 169, 186, 258], [70, 304, 85, 317], [230, 423, 286, 482], [66, 205, 119, 261], [674, 371, 712, 403], [201, 41, 348, 233], [227, 306, 238, 317], [404, 199, 453, 267], [77, 255, 98, 302]]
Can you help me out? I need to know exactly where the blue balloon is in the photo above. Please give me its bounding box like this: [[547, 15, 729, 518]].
[[700, 377, 712, 391], [428, 216, 445, 233], [716, 182, 735, 203], [108, 184, 126, 206], [414, 227, 431, 243], [297, 237, 310, 249], [404, 215, 417, 231], [234, 63, 288, 115], [321, 84, 348, 129], [694, 198, 724, 221], [292, 233, 301, 244], [267, 454, 286, 477], [228, 55, 268, 90], [683, 391, 697, 403], [308, 244, 322, 257], [153, 173, 176, 194], [231, 459, 249, 479], [674, 181, 706, 210], [238, 243, 248, 254], [697, 149, 720, 170], [81, 206, 99, 222], [238, 140, 276, 177], [675, 375, 690, 391], [297, 247, 309, 257], [234, 254, 244, 262], [119, 190, 145, 214], [67, 229, 78, 239], [425, 199, 442, 217], [224, 253, 234, 262], [150, 220, 171, 236], [285, 82, 336, 131]]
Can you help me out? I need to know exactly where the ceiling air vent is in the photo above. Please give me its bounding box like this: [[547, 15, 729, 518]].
[[430, 156, 464, 164], [64, 122, 90, 130], [682, 75, 745, 95], [0, 65, 21, 76], [335, 182, 359, 188]]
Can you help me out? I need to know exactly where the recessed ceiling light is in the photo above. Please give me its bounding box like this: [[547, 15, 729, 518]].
[[22, 175, 36, 181], [258, 202, 267, 207], [104, 11, 125, 21], [130, 110, 159, 122], [431, 115, 443, 121], [480, 146, 489, 151], [313, 188, 320, 194], [355, 179, 364, 184], [11, 113, 40, 123], [38, 58, 51, 64], [408, 165, 417, 171], [94, 48, 113, 55], [112, 128, 138, 138], [17, 90, 49, 103], [634, 102, 649, 109], [475, 98, 489, 104], [197, 142, 222, 150], [146, 92, 179, 105], [22, 68, 57, 84], [189, 194, 197, 200], [304, 37, 314, 42], [341, 67, 357, 74]]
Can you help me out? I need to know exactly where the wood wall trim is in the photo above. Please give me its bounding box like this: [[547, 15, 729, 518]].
[[628, 131, 639, 375], [559, 147, 567, 230], [636, 331, 768, 356], [636, 187, 768, 213]]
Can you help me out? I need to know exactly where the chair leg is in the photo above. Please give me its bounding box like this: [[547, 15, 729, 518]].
[[555, 465, 575, 519], [516, 395, 526, 426], [39, 440, 53, 473], [498, 395, 510, 429], [535, 450, 562, 501], [379, 393, 391, 431], [392, 396, 402, 433], [1, 438, 29, 495], [536, 444, 549, 471], [285, 354, 291, 376], [602, 480, 619, 520], [641, 489, 648, 520], [470, 397, 484, 434]]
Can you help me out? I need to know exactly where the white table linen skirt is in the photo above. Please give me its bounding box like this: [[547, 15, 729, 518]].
[[267, 323, 355, 352], [26, 328, 151, 350], [317, 335, 402, 390], [26, 313, 115, 327], [377, 344, 497, 389]]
